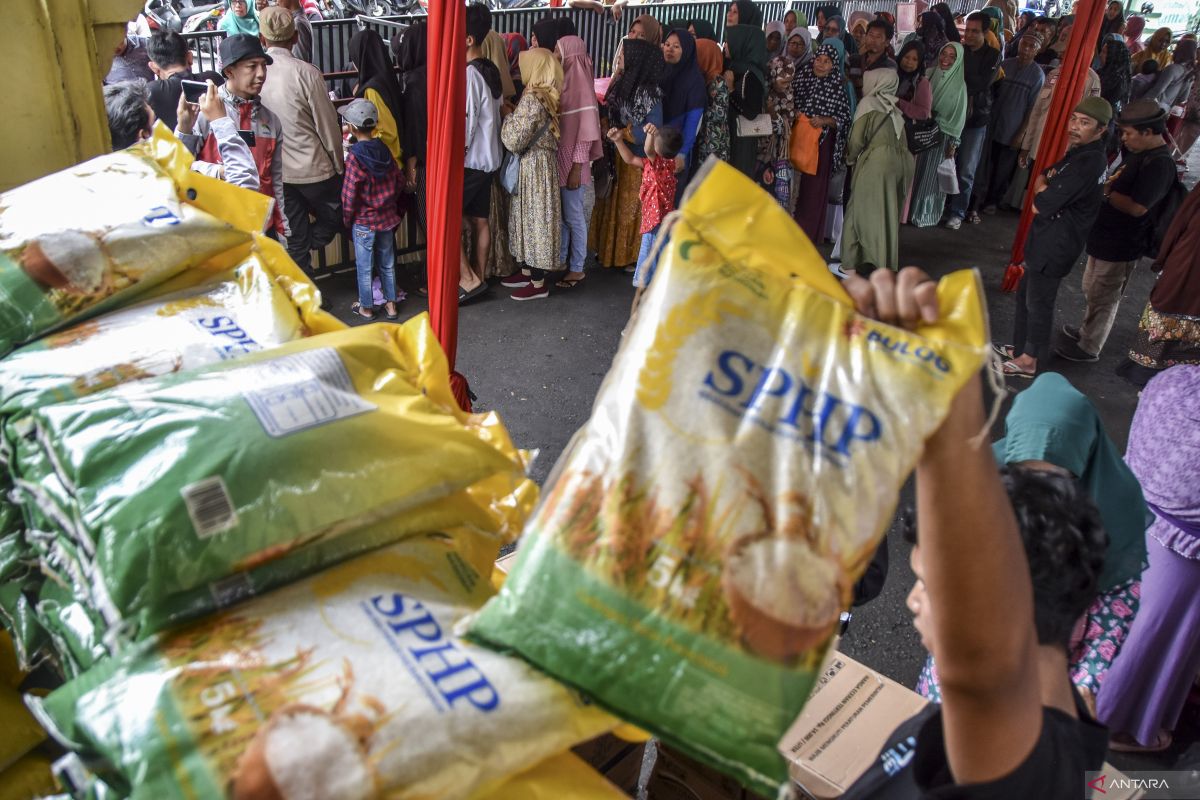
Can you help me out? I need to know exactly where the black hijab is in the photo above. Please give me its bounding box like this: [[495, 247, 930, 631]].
[[896, 40, 926, 102], [661, 29, 706, 122], [532, 16, 561, 53], [606, 38, 665, 127], [732, 0, 762, 27], [394, 21, 427, 161], [349, 29, 403, 124], [554, 16, 577, 39], [690, 19, 717, 41], [931, 2, 960, 42]]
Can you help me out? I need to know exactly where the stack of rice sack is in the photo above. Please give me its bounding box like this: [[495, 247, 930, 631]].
[[0, 130, 632, 799]]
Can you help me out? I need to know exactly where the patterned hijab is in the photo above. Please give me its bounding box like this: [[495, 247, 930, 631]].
[[928, 42, 967, 138], [1099, 37, 1132, 109], [606, 38, 665, 128], [793, 42, 853, 165], [519, 48, 563, 138], [767, 56, 797, 120], [856, 68, 904, 139], [994, 373, 1149, 592], [919, 11, 949, 59]]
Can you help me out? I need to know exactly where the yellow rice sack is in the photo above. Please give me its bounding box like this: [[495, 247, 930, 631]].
[[468, 160, 989, 795]]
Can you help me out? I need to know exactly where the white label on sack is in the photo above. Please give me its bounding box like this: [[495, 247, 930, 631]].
[[240, 347, 375, 438]]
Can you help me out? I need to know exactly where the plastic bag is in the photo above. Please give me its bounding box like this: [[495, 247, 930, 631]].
[[468, 160, 988, 795], [0, 127, 269, 356], [937, 156, 959, 195], [32, 531, 616, 800], [15, 316, 534, 644]]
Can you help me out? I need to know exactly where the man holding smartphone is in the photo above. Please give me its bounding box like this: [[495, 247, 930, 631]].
[[146, 31, 224, 131], [176, 81, 260, 191], [176, 34, 288, 239]]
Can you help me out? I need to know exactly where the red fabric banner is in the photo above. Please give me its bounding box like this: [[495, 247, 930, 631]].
[[427, 0, 471, 409], [1002, 0, 1107, 290]]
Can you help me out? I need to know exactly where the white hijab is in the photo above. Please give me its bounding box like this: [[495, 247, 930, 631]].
[[855, 68, 904, 139]]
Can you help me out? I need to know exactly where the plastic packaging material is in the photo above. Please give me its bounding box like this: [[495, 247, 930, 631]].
[[32, 531, 616, 800], [14, 316, 534, 646], [0, 127, 270, 357], [475, 752, 630, 799], [468, 160, 989, 795]]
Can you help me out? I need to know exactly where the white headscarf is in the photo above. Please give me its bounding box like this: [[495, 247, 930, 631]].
[[787, 27, 813, 67], [855, 68, 904, 139], [765, 20, 787, 58]]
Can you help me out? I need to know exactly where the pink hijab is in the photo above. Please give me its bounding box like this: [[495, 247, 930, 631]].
[[555, 36, 603, 162]]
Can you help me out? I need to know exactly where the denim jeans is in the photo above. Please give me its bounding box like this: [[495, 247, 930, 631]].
[[560, 185, 588, 272], [352, 224, 397, 309], [632, 226, 659, 288], [946, 125, 988, 220]]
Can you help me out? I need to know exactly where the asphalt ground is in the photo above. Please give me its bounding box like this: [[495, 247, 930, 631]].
[[314, 146, 1199, 774]]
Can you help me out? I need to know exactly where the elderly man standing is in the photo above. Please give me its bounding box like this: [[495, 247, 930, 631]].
[[258, 6, 344, 272], [275, 0, 315, 64]]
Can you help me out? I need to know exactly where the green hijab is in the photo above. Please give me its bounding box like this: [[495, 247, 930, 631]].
[[927, 41, 967, 139], [993, 373, 1148, 592], [725, 24, 768, 88], [218, 0, 259, 37]]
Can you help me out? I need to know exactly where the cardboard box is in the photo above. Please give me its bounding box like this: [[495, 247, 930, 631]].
[[779, 654, 929, 799], [572, 733, 645, 797]]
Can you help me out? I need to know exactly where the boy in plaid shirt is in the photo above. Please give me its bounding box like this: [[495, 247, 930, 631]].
[[340, 98, 406, 320]]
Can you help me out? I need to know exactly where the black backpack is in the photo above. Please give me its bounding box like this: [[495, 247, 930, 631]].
[[1144, 173, 1188, 260]]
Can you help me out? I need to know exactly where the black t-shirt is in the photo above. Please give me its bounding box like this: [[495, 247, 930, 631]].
[[842, 690, 1108, 799], [1026, 139, 1107, 277], [147, 70, 224, 132], [1086, 144, 1176, 262]]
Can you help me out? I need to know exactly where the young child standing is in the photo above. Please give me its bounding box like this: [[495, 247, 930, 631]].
[[340, 98, 405, 321], [607, 122, 683, 289]]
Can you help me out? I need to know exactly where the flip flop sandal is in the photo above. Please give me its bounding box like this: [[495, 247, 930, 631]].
[[458, 282, 489, 304], [384, 303, 399, 321], [991, 343, 1015, 360], [555, 275, 586, 289], [1109, 731, 1172, 753], [1000, 359, 1035, 378], [966, 212, 983, 224], [351, 302, 374, 320]]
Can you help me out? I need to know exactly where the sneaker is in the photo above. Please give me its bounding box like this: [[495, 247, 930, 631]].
[[1055, 341, 1099, 362], [827, 261, 849, 278], [944, 216, 962, 230], [500, 272, 531, 288], [1061, 324, 1080, 342], [510, 283, 549, 301]]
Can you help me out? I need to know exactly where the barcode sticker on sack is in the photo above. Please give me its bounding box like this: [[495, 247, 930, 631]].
[[181, 476, 238, 539]]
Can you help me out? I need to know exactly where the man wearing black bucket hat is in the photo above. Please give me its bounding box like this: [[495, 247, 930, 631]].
[[177, 33, 288, 239], [1058, 99, 1176, 363]]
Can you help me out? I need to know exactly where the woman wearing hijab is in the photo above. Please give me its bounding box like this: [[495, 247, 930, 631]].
[[931, 2, 960, 43], [694, 38, 730, 166], [726, 0, 762, 29], [530, 15, 561, 53], [983, 0, 1015, 42], [591, 39, 664, 269], [1097, 2, 1126, 51], [979, 6, 1005, 51], [478, 29, 522, 279], [611, 14, 662, 79], [552, 35, 602, 290], [1145, 39, 1198, 113], [1098, 37, 1132, 114], [765, 20, 786, 61], [758, 54, 797, 208], [1096, 366, 1200, 753], [916, 11, 950, 67], [502, 49, 563, 298], [909, 42, 967, 227], [1123, 15, 1146, 58], [688, 19, 717, 42], [895, 42, 932, 224], [349, 29, 403, 164], [786, 28, 813, 70], [783, 10, 803, 37], [918, 372, 1149, 713], [821, 15, 858, 56], [812, 6, 837, 37], [725, 22, 769, 178], [1005, 11, 1037, 58], [218, 0, 258, 37], [1131, 26, 1173, 73], [848, 11, 872, 53], [395, 21, 427, 232], [482, 30, 518, 104], [1119, 184, 1200, 386], [502, 33, 527, 92], [660, 29, 707, 191], [791, 41, 853, 242], [841, 69, 913, 272]]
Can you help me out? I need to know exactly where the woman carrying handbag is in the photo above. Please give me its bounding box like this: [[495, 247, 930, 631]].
[[791, 41, 853, 244], [724, 21, 768, 178]]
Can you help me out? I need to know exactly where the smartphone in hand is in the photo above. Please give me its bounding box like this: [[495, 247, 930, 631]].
[[181, 79, 207, 104]]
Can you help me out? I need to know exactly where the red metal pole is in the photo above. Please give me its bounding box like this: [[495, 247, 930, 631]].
[[1001, 0, 1107, 291], [427, 0, 471, 409]]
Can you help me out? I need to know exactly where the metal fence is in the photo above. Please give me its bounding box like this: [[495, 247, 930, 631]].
[[183, 0, 988, 88]]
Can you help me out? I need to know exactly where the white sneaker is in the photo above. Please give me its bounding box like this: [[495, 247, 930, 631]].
[[944, 216, 962, 230], [827, 262, 851, 279]]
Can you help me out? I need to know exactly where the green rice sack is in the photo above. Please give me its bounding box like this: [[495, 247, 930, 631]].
[[0, 127, 268, 356], [18, 318, 531, 644]]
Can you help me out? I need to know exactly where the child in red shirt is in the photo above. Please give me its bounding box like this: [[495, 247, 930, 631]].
[[608, 123, 683, 289]]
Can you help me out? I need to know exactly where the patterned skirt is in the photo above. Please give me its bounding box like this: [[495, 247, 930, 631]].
[[917, 577, 1142, 706], [1128, 303, 1200, 370]]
